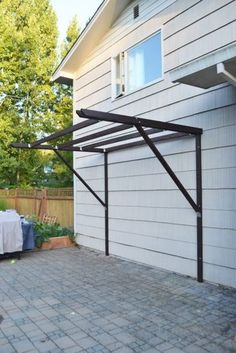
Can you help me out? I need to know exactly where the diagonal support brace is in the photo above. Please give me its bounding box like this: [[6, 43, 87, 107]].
[[135, 124, 198, 212], [54, 150, 105, 207]]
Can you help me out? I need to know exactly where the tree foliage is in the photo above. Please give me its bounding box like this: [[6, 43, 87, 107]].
[[0, 0, 80, 188], [0, 0, 57, 187], [60, 15, 80, 60], [43, 15, 80, 188]]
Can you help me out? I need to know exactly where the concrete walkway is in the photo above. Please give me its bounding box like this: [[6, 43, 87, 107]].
[[0, 247, 235, 353]]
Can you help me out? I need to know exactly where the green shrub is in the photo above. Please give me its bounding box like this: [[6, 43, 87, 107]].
[[33, 221, 75, 248], [0, 199, 8, 211]]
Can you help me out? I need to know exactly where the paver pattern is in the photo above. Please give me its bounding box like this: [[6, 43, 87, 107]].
[[0, 247, 236, 353]]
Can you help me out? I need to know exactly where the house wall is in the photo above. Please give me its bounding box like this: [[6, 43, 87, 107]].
[[73, 0, 236, 287]]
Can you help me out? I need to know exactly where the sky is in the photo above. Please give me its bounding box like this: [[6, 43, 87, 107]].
[[50, 0, 103, 44]]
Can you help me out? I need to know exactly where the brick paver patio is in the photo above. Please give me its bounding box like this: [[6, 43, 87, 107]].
[[0, 247, 235, 353]]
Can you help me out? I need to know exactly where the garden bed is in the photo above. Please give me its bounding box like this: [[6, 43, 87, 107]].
[[33, 219, 76, 250], [40, 235, 74, 250]]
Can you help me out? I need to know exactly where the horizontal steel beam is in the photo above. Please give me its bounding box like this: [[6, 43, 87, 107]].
[[58, 124, 132, 148], [77, 109, 203, 135], [106, 132, 187, 152], [11, 142, 103, 153], [84, 128, 163, 149], [30, 119, 98, 147]]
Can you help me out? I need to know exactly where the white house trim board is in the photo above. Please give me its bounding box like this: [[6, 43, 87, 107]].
[[51, 71, 74, 85], [217, 63, 236, 87], [169, 42, 236, 88]]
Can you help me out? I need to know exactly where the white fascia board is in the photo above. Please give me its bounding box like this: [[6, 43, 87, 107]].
[[217, 62, 236, 87], [51, 71, 74, 84], [170, 43, 236, 83], [51, 0, 124, 83], [53, 0, 108, 75], [51, 0, 132, 83]]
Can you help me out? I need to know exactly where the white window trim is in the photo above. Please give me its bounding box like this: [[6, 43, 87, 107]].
[[111, 29, 164, 100]]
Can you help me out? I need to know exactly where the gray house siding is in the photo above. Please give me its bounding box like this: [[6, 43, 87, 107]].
[[73, 0, 236, 287]]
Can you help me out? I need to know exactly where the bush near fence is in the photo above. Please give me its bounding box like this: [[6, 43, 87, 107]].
[[0, 188, 73, 227]]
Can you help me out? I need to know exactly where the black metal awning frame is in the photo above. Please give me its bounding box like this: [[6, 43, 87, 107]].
[[12, 109, 203, 282]]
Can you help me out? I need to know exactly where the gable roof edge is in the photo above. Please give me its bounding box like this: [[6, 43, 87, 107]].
[[51, 0, 132, 84]]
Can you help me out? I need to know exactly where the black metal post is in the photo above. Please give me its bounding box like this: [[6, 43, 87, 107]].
[[104, 152, 109, 256], [196, 135, 203, 282]]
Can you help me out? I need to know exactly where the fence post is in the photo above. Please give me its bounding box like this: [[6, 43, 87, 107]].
[[33, 188, 36, 215], [45, 188, 48, 216], [38, 188, 48, 219], [15, 188, 18, 211]]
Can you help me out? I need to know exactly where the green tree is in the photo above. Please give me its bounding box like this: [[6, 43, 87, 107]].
[[0, 0, 58, 187], [60, 15, 80, 60], [42, 16, 80, 188]]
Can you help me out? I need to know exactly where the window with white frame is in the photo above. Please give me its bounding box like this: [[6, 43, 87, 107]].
[[112, 31, 162, 98]]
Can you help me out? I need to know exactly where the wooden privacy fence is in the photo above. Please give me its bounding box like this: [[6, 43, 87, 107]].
[[0, 188, 73, 227]]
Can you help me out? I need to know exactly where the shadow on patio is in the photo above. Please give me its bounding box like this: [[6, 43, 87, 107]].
[[0, 247, 236, 353]]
